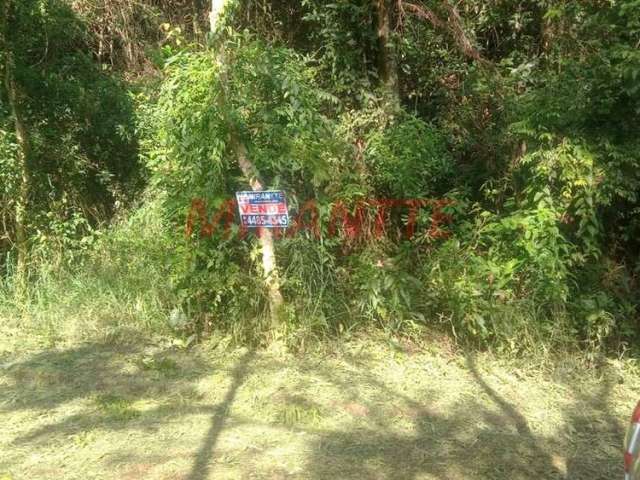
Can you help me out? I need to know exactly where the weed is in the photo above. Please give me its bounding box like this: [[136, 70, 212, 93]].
[[140, 355, 180, 378], [95, 394, 140, 421]]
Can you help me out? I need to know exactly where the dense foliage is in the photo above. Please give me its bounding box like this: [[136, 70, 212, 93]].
[[0, 0, 139, 276], [1, 0, 639, 352]]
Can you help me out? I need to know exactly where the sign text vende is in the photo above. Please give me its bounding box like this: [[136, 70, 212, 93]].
[[235, 190, 290, 228]]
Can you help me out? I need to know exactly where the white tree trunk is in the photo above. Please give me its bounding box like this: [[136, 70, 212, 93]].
[[229, 134, 284, 320], [209, 0, 228, 32]]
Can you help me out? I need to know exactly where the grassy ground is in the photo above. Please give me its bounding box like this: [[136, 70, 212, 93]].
[[1, 328, 638, 480]]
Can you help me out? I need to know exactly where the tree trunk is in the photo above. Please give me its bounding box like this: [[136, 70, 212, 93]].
[[1, 0, 31, 300], [229, 134, 284, 322], [209, 0, 228, 33], [374, 0, 400, 108], [192, 0, 203, 40], [210, 0, 284, 326]]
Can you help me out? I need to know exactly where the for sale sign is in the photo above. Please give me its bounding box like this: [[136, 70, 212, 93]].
[[235, 191, 289, 228]]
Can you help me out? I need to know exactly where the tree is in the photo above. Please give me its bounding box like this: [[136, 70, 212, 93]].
[[209, 0, 284, 328], [374, 0, 400, 108], [1, 0, 32, 299]]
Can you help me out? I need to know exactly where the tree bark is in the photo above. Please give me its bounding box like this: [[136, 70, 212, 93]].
[[1, 0, 31, 299], [229, 134, 284, 322], [374, 0, 400, 108], [210, 0, 284, 326]]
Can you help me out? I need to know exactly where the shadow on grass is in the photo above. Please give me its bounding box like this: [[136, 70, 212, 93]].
[[1, 341, 263, 479], [299, 375, 556, 477], [0, 341, 214, 444], [185, 349, 254, 480], [1, 342, 628, 480], [561, 366, 625, 480], [296, 353, 625, 480]]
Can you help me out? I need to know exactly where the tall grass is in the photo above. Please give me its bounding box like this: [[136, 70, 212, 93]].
[[0, 200, 176, 345], [1, 197, 636, 355]]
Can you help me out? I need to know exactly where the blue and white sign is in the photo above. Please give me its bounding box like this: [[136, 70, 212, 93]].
[[236, 190, 289, 228]]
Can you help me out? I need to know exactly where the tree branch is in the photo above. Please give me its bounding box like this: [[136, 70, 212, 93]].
[[403, 1, 492, 67]]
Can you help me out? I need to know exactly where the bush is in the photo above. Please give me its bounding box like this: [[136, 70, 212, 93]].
[[365, 113, 454, 198]]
